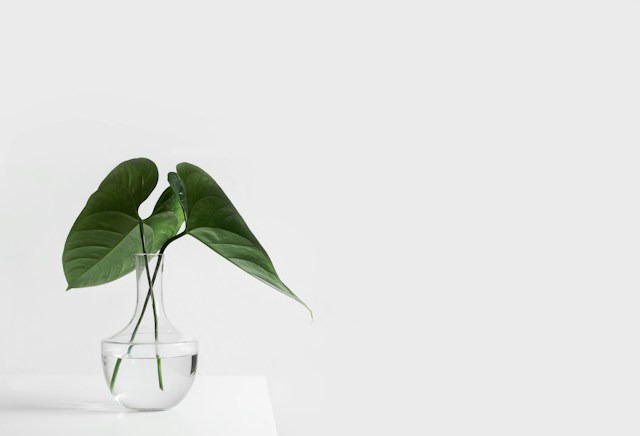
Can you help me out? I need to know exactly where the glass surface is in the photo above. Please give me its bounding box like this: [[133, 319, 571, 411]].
[[101, 253, 198, 411]]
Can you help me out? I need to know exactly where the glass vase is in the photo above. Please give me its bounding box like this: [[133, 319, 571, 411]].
[[101, 253, 198, 411]]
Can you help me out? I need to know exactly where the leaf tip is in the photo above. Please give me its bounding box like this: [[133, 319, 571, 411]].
[[306, 306, 314, 322], [294, 296, 313, 321]]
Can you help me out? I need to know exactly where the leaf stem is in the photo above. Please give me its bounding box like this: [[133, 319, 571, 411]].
[[139, 223, 164, 391], [159, 232, 186, 254], [108, 227, 186, 392]]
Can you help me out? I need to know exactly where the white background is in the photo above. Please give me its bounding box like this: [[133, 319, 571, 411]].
[[0, 1, 639, 435]]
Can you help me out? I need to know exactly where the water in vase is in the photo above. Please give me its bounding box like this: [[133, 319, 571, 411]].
[[102, 353, 198, 410], [101, 254, 199, 411]]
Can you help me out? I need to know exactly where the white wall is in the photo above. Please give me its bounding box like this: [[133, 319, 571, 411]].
[[1, 1, 639, 435]]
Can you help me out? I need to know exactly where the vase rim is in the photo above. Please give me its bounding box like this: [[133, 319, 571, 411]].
[[134, 253, 164, 257]]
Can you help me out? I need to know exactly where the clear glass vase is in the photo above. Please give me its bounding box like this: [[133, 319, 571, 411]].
[[101, 253, 198, 411]]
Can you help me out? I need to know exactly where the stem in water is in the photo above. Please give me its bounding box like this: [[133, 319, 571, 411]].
[[109, 225, 185, 392]]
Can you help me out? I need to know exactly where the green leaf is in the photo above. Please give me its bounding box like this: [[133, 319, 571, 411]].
[[176, 162, 310, 314], [168, 171, 188, 219], [143, 187, 185, 252], [152, 186, 185, 220], [62, 158, 159, 289]]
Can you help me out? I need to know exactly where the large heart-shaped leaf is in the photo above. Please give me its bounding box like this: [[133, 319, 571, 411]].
[[174, 162, 310, 313], [63, 158, 159, 289]]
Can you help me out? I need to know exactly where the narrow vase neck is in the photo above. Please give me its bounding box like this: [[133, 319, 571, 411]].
[[132, 253, 169, 332]]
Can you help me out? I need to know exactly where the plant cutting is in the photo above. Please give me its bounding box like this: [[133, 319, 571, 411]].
[[62, 157, 309, 411]]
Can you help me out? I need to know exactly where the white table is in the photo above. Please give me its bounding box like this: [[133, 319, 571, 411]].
[[0, 375, 278, 436]]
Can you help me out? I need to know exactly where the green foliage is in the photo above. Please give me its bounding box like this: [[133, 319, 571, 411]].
[[64, 159, 151, 288], [175, 162, 309, 313], [144, 187, 185, 253], [62, 158, 308, 314]]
